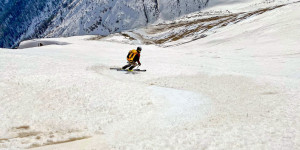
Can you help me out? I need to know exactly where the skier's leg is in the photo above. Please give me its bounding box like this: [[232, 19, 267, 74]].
[[122, 62, 131, 69], [128, 62, 138, 70]]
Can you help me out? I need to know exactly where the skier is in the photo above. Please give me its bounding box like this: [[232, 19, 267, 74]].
[[122, 47, 142, 71]]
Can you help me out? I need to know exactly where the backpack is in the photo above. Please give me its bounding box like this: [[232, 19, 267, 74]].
[[127, 50, 138, 62]]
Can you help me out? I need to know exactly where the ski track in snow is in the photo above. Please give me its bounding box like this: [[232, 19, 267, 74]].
[[1, 1, 300, 149]]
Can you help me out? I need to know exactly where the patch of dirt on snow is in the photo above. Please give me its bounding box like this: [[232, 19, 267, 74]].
[[0, 125, 91, 149], [14, 125, 31, 130], [29, 136, 91, 148], [87, 35, 104, 41]]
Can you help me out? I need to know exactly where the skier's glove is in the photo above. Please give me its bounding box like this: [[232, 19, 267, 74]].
[[138, 63, 141, 66]]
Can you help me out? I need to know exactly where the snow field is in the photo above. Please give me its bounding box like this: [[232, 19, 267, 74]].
[[0, 39, 157, 148]]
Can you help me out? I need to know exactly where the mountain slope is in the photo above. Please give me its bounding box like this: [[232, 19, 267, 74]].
[[100, 0, 300, 47], [0, 0, 62, 48], [0, 0, 209, 48]]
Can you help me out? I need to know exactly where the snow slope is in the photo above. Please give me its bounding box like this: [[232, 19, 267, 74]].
[[0, 1, 300, 149]]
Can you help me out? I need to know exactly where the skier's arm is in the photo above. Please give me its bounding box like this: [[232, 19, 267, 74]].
[[133, 54, 141, 66], [137, 55, 141, 66]]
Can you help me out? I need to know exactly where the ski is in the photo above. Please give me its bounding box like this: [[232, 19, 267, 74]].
[[110, 68, 146, 72]]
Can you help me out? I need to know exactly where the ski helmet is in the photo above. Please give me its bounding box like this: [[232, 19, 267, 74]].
[[137, 46, 142, 52]]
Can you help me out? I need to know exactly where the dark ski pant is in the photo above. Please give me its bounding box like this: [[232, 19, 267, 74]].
[[122, 61, 138, 70]]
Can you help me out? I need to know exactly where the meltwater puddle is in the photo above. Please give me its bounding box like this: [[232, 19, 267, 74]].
[[149, 86, 212, 126]]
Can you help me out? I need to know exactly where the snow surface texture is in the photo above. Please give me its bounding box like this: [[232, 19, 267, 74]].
[[1, 0, 300, 149]]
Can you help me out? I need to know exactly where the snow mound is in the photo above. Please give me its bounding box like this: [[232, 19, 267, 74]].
[[18, 40, 69, 49]]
